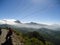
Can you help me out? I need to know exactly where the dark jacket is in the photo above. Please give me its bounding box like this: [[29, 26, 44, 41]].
[[0, 28, 2, 35]]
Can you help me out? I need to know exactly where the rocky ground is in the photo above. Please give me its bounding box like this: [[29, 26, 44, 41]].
[[0, 29, 24, 45]]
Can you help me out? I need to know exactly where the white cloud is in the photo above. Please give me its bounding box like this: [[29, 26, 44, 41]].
[[0, 20, 5, 24], [3, 19, 16, 21], [0, 19, 16, 24]]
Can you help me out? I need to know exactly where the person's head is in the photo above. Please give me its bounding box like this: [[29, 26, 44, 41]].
[[8, 28, 11, 30]]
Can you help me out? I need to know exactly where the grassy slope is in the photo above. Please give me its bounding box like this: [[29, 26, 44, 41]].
[[14, 30, 54, 45]]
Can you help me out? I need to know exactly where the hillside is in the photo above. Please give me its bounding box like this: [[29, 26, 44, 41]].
[[0, 29, 24, 45], [0, 29, 54, 45]]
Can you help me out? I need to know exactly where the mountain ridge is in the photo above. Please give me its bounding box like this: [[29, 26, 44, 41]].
[[0, 19, 60, 31]]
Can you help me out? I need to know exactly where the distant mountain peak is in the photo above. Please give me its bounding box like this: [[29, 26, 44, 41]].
[[14, 20, 21, 23], [30, 22, 38, 24], [25, 22, 40, 25]]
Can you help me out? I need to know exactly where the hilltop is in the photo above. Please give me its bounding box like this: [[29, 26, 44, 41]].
[[0, 29, 54, 45]]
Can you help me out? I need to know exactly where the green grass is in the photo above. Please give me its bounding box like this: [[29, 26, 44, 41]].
[[13, 30, 54, 45]]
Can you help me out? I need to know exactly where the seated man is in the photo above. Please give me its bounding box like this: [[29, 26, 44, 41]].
[[0, 27, 2, 35], [6, 28, 13, 40]]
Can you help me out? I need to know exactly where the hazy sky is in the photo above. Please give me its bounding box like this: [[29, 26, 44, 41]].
[[0, 0, 60, 24]]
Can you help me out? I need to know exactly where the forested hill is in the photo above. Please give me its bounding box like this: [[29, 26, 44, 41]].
[[0, 29, 54, 45]]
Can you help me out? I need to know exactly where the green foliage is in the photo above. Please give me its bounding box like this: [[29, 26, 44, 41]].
[[14, 30, 54, 45], [14, 30, 22, 36], [24, 38, 41, 45]]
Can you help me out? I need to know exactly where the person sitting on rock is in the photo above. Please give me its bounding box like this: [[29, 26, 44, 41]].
[[0, 27, 2, 35], [6, 28, 13, 40]]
